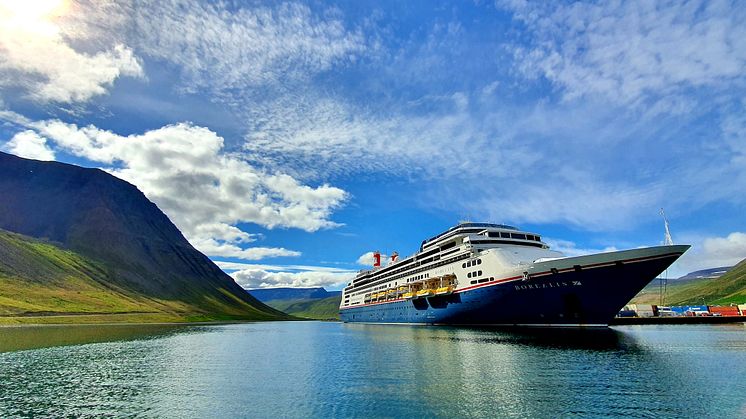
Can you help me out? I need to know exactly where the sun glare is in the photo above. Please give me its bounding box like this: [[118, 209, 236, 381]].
[[0, 0, 68, 36]]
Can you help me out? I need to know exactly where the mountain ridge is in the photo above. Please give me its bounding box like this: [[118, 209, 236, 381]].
[[631, 259, 746, 305]]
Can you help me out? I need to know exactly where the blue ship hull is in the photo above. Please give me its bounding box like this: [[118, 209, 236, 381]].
[[340, 251, 682, 326]]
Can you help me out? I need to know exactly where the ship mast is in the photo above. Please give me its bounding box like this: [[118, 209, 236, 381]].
[[660, 208, 673, 246], [659, 208, 673, 305]]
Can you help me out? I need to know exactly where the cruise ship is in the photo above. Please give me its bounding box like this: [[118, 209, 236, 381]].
[[339, 223, 689, 326]]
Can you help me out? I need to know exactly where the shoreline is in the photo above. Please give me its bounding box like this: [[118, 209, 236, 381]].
[[0, 311, 301, 326], [610, 315, 746, 325]]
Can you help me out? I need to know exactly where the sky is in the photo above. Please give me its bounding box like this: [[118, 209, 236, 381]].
[[1, 0, 745, 290]]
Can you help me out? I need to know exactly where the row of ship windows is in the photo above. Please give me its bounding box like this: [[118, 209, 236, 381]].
[[463, 258, 482, 269], [470, 277, 494, 285], [467, 270, 483, 278], [487, 232, 541, 241], [407, 273, 430, 283]]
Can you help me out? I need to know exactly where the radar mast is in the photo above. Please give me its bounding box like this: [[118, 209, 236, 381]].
[[660, 208, 673, 246], [659, 208, 673, 306]]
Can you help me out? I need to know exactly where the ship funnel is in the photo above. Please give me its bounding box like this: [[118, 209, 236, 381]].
[[391, 251, 399, 262], [373, 251, 381, 267]]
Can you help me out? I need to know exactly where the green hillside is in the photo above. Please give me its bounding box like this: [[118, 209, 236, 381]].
[[265, 295, 342, 320], [631, 259, 746, 306], [0, 229, 283, 324]]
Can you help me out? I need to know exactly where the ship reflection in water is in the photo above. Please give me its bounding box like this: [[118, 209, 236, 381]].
[[1, 322, 745, 417]]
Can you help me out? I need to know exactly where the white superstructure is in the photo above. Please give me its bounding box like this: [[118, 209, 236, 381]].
[[341, 222, 564, 308]]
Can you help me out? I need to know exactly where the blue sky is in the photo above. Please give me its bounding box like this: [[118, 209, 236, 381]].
[[1, 0, 745, 289]]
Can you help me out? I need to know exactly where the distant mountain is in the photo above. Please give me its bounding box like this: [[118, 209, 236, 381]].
[[248, 287, 341, 302], [0, 152, 287, 322], [246, 287, 342, 320], [673, 267, 731, 283], [266, 295, 342, 321], [631, 260, 746, 306]]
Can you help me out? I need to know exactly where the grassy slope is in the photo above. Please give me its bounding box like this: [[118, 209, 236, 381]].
[[0, 229, 283, 324], [631, 259, 746, 306], [265, 295, 342, 320]]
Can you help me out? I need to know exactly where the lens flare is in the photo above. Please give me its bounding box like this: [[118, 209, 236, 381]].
[[0, 0, 68, 37]]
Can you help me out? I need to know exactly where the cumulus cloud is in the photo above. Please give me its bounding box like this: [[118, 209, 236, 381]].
[[502, 0, 746, 107], [669, 231, 746, 276], [0, 0, 143, 103], [356, 251, 387, 266], [190, 239, 300, 261], [215, 261, 355, 274], [543, 238, 618, 258], [1, 113, 347, 261], [218, 260, 357, 290], [700, 233, 746, 267], [230, 268, 354, 290], [2, 130, 55, 161]]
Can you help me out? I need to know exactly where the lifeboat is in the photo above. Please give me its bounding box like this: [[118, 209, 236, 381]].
[[435, 286, 453, 295], [403, 292, 414, 300], [416, 289, 435, 298]]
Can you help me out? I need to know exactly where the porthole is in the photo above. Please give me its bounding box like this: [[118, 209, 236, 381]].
[[467, 272, 472, 278], [462, 263, 466, 268], [478, 270, 482, 276], [477, 259, 482, 265]]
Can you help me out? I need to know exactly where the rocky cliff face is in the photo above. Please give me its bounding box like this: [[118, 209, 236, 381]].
[[0, 151, 284, 318]]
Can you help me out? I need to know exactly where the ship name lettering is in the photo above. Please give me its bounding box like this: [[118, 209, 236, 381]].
[[513, 280, 581, 291]]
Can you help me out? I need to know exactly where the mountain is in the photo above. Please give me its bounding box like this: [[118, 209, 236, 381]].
[[266, 295, 342, 321], [672, 267, 731, 283], [248, 287, 342, 320], [0, 228, 189, 322], [630, 260, 746, 306], [248, 287, 341, 302], [0, 152, 287, 322]]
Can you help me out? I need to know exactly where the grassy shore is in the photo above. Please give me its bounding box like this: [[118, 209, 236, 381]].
[[0, 229, 289, 324]]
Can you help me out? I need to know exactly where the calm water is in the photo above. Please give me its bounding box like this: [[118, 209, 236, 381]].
[[1, 322, 745, 418]]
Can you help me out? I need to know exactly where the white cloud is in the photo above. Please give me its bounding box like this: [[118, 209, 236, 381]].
[[220, 258, 359, 289], [543, 238, 618, 258], [0, 0, 143, 103], [502, 0, 746, 107], [215, 260, 356, 274], [356, 251, 388, 266], [191, 238, 299, 261], [1, 113, 348, 261], [2, 130, 55, 161], [668, 231, 746, 277], [127, 1, 364, 102], [700, 232, 746, 267], [230, 268, 353, 290]]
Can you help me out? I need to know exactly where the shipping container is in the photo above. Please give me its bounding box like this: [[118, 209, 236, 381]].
[[671, 305, 708, 314], [708, 306, 741, 316], [658, 306, 677, 317]]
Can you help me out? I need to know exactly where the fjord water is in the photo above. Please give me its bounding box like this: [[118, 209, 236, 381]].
[[1, 323, 745, 418]]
